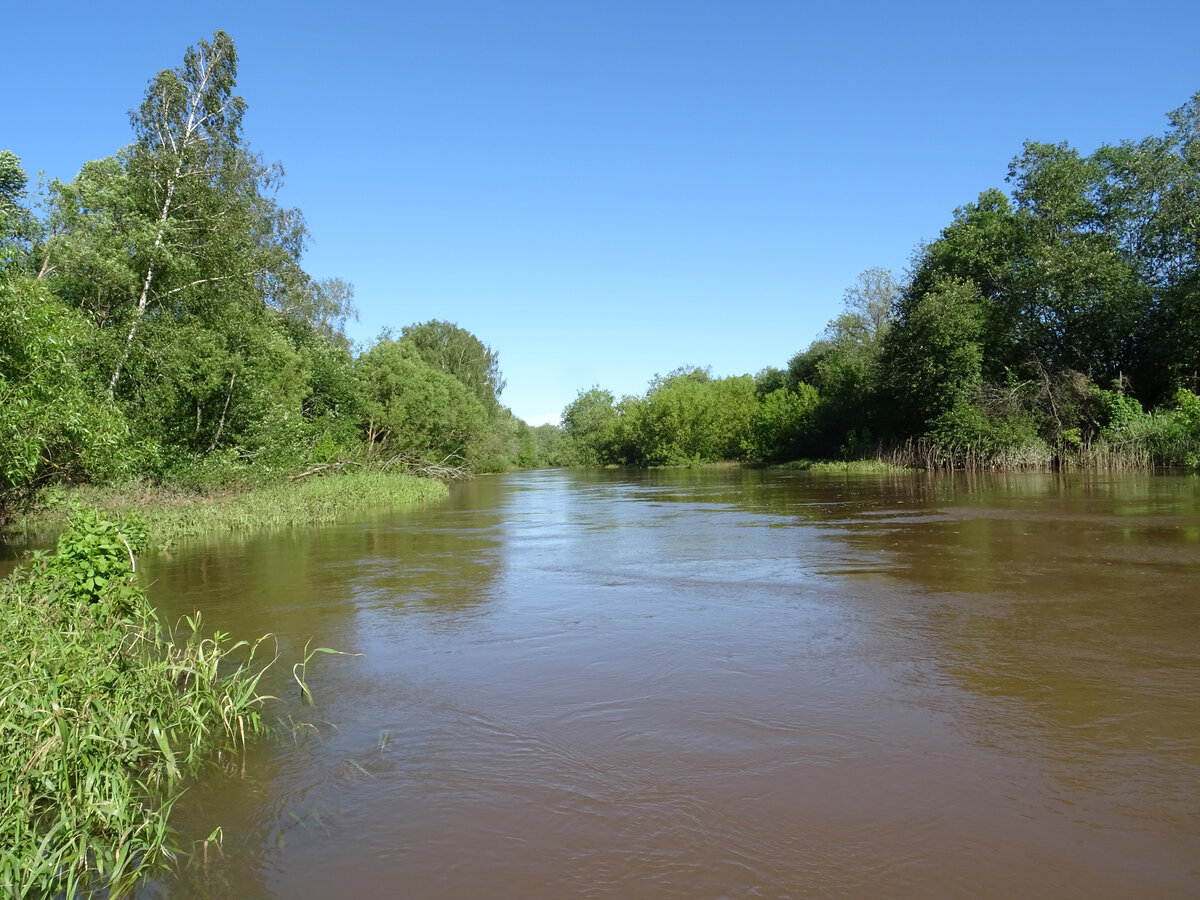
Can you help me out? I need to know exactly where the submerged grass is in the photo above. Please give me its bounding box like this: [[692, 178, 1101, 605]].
[[13, 472, 448, 546], [0, 507, 282, 897]]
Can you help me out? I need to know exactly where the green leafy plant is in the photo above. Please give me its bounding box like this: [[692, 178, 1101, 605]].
[[0, 507, 290, 897]]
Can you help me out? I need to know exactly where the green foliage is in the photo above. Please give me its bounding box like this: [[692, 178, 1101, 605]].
[[636, 369, 758, 466], [1176, 388, 1200, 432], [1176, 390, 1200, 469], [562, 387, 620, 466], [35, 503, 148, 606], [562, 370, 758, 467], [0, 508, 277, 896], [158, 447, 268, 492], [754, 366, 787, 396], [882, 276, 984, 429], [358, 339, 489, 463], [471, 407, 527, 473], [529, 423, 568, 467], [744, 384, 820, 461], [1095, 385, 1146, 435], [14, 472, 446, 547], [128, 472, 446, 542], [0, 150, 26, 203], [0, 275, 135, 521], [0, 150, 36, 272], [399, 319, 506, 415], [924, 401, 1043, 465], [784, 269, 898, 455]]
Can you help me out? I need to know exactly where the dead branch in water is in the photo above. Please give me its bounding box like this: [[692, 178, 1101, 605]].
[[377, 453, 472, 480], [289, 453, 470, 481]]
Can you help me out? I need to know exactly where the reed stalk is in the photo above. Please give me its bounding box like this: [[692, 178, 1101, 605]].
[[0, 507, 283, 897]]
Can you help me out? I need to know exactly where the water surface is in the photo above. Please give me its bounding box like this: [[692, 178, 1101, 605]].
[[140, 469, 1200, 898]]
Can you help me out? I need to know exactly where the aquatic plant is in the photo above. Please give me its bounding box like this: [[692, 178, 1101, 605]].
[[0, 506, 280, 896]]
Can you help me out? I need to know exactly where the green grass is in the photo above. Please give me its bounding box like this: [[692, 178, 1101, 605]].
[[773, 458, 911, 474], [14, 472, 448, 546], [0, 507, 283, 897], [0, 474, 436, 895]]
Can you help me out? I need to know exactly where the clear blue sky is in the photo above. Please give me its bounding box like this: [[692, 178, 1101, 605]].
[[6, 1, 1198, 424]]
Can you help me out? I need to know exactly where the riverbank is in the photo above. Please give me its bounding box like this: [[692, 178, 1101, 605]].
[[0, 472, 443, 896], [771, 458, 907, 474], [5, 471, 449, 548], [0, 506, 286, 896]]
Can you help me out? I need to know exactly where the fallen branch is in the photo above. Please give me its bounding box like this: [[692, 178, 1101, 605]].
[[288, 459, 365, 480]]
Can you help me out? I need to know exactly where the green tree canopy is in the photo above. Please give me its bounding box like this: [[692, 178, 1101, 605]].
[[0, 275, 133, 519], [881, 276, 984, 430], [400, 320, 505, 415], [358, 340, 489, 463]]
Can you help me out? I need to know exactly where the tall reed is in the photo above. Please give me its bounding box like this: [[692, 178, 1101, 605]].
[[0, 507, 279, 897]]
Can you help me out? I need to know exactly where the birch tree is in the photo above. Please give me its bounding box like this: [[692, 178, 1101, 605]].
[[107, 30, 246, 394]]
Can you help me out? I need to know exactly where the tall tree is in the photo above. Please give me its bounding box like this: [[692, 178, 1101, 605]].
[[37, 31, 345, 473], [106, 30, 247, 394], [358, 340, 489, 462], [400, 320, 506, 414], [0, 151, 36, 272], [881, 276, 985, 431]]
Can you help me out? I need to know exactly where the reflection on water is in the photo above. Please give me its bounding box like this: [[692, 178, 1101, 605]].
[[137, 469, 1200, 899]]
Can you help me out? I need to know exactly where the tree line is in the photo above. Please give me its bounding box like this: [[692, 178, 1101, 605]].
[[0, 32, 563, 523], [5, 32, 1198, 520], [562, 92, 1200, 470]]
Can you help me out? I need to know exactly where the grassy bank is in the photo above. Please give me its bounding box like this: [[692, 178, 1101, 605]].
[[773, 458, 910, 474], [0, 473, 442, 894], [0, 507, 283, 896], [10, 471, 448, 547]]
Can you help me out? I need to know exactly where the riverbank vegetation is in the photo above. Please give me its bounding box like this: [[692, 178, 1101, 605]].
[[7, 32, 1196, 534], [562, 93, 1200, 470], [0, 505, 284, 896], [1, 35, 487, 896], [13, 472, 448, 547], [0, 32, 562, 531]]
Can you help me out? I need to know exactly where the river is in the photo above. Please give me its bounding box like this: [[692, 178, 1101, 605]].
[[137, 468, 1200, 898]]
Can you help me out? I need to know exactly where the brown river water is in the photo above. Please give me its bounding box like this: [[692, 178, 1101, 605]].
[[127, 468, 1198, 898]]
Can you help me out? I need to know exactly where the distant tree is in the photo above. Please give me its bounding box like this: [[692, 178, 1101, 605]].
[[638, 369, 756, 465], [530, 423, 567, 467], [358, 339, 489, 463], [744, 384, 820, 461], [561, 387, 619, 466], [833, 266, 899, 344], [400, 320, 505, 414], [784, 268, 900, 454]]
